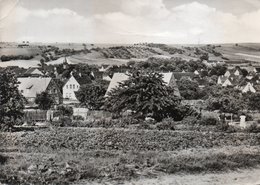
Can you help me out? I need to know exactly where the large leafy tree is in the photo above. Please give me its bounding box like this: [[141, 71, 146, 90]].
[[35, 91, 54, 110], [104, 71, 180, 121], [178, 77, 201, 100], [0, 72, 25, 130], [76, 81, 107, 110], [205, 86, 245, 113], [247, 93, 260, 111]]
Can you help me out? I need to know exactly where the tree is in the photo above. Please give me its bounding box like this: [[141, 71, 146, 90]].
[[35, 91, 54, 110], [178, 77, 201, 100], [205, 86, 245, 113], [0, 72, 25, 130], [209, 64, 227, 76], [248, 93, 260, 111], [104, 71, 180, 121], [200, 53, 209, 61], [76, 82, 107, 110]]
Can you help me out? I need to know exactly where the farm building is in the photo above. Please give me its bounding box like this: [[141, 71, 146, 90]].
[[18, 77, 62, 105]]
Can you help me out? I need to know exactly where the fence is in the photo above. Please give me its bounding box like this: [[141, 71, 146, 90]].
[[24, 109, 54, 122]]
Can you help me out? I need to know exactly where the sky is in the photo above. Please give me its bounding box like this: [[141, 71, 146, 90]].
[[1, 0, 260, 44]]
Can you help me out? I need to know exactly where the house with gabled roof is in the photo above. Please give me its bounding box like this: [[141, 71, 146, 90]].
[[105, 72, 180, 97], [18, 77, 62, 105], [224, 70, 231, 77], [62, 74, 81, 103], [217, 76, 234, 87], [241, 82, 256, 93], [99, 65, 110, 72], [23, 67, 44, 76]]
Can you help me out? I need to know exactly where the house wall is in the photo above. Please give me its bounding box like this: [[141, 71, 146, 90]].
[[46, 80, 62, 104], [63, 76, 80, 101]]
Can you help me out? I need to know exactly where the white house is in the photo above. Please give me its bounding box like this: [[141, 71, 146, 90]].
[[63, 75, 80, 102], [241, 82, 256, 93], [222, 78, 232, 87], [194, 70, 199, 75], [234, 69, 240, 76], [217, 76, 232, 87], [224, 71, 231, 77]]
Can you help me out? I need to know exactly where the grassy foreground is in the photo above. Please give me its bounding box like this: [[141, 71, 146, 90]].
[[1, 127, 260, 184]]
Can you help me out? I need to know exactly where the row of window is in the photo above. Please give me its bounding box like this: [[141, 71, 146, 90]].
[[66, 84, 79, 89], [65, 93, 72, 98]]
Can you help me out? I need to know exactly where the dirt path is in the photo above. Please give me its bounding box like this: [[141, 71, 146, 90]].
[[76, 167, 260, 185]]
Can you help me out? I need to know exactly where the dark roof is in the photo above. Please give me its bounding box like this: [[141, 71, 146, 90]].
[[255, 68, 260, 73]]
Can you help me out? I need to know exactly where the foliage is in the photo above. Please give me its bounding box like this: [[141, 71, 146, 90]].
[[35, 91, 54, 110], [199, 116, 219, 126], [57, 105, 73, 117], [76, 82, 106, 110], [0, 55, 33, 61], [156, 118, 175, 130], [245, 122, 260, 133], [133, 57, 206, 72], [247, 93, 260, 111], [209, 64, 227, 76], [104, 71, 181, 121], [0, 72, 25, 130], [178, 77, 202, 100], [205, 86, 245, 113]]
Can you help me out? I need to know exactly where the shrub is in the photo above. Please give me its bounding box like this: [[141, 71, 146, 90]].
[[73, 115, 84, 121], [245, 122, 260, 133], [180, 116, 198, 125], [52, 117, 72, 127], [156, 118, 175, 130], [199, 115, 219, 126]]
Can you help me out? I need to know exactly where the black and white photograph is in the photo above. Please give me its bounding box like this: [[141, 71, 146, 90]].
[[1, 0, 260, 184]]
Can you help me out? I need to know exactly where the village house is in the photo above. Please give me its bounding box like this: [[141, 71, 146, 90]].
[[105, 72, 180, 97], [18, 77, 62, 105], [241, 82, 256, 93], [62, 74, 81, 104], [217, 76, 232, 87], [23, 67, 44, 77], [99, 64, 110, 72]]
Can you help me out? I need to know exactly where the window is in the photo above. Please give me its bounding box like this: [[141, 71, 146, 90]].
[[77, 85, 79, 89], [66, 85, 68, 89], [21, 90, 24, 93], [70, 84, 72, 89], [73, 84, 75, 89]]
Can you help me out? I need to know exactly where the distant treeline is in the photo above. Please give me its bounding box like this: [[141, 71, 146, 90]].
[[0, 55, 34, 62]]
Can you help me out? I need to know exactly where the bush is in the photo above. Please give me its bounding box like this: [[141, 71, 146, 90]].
[[73, 115, 84, 121], [156, 118, 175, 130], [52, 117, 72, 127], [199, 116, 219, 126], [245, 122, 260, 133], [180, 116, 198, 125]]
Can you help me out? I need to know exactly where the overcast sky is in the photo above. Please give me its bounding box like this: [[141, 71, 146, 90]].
[[1, 0, 260, 44]]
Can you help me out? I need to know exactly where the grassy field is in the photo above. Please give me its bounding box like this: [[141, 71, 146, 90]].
[[1, 127, 260, 184]]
